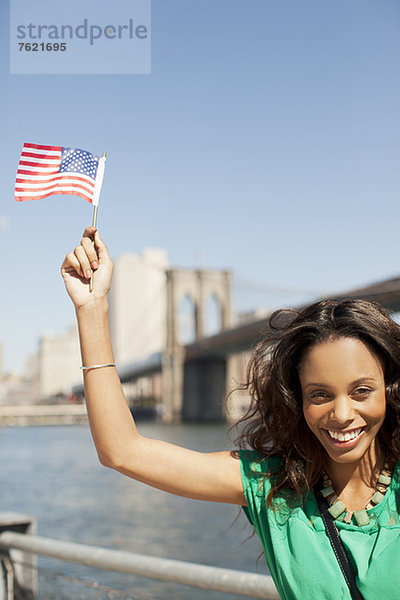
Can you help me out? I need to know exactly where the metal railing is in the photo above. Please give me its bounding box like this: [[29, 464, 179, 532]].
[[0, 531, 279, 599]]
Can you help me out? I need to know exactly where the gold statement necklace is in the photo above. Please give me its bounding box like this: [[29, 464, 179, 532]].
[[320, 463, 392, 526]]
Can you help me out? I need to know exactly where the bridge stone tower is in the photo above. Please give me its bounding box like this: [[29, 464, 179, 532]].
[[162, 268, 233, 422]]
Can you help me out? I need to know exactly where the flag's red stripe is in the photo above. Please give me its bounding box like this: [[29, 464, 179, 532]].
[[16, 175, 95, 187], [15, 190, 93, 203], [23, 143, 62, 152], [15, 187, 94, 198], [15, 186, 93, 198], [17, 169, 60, 176], [15, 182, 94, 194], [15, 189, 94, 199]]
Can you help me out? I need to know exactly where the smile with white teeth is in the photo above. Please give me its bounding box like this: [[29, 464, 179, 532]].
[[327, 427, 364, 442]]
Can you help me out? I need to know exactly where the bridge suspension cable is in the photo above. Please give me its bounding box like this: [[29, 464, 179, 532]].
[[233, 277, 326, 297]]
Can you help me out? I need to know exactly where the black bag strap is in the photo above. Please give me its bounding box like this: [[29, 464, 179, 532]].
[[317, 492, 366, 600]]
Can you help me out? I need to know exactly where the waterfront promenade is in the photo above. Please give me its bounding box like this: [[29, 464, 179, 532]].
[[0, 404, 88, 426]]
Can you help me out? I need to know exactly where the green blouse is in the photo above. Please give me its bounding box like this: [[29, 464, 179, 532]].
[[239, 450, 400, 600]]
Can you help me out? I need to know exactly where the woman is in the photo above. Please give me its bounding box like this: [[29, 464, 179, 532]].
[[61, 227, 400, 600]]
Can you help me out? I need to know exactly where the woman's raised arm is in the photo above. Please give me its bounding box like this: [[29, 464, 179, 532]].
[[61, 228, 245, 505]]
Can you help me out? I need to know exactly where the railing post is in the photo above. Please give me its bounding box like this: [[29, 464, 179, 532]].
[[0, 513, 37, 599]]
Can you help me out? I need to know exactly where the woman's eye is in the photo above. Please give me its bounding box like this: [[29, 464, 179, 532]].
[[310, 391, 330, 401], [353, 387, 372, 397]]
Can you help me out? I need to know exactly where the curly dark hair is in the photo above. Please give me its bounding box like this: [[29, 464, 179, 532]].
[[236, 298, 400, 506]]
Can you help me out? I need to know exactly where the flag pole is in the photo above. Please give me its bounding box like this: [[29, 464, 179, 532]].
[[89, 151, 106, 293]]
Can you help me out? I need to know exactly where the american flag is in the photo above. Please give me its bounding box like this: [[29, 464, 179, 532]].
[[15, 143, 102, 204]]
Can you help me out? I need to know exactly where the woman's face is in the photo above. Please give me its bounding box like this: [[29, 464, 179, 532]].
[[299, 337, 386, 467]]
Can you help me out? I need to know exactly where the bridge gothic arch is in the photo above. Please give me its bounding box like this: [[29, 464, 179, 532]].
[[163, 268, 233, 422], [205, 293, 222, 337], [166, 268, 232, 350], [178, 294, 197, 345]]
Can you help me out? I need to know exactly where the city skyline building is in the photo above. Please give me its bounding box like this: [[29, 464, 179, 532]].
[[38, 325, 81, 398], [108, 248, 169, 366]]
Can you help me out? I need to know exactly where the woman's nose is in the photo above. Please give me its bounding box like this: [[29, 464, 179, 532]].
[[331, 395, 354, 424]]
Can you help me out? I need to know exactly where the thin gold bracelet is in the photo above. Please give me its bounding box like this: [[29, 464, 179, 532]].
[[80, 363, 116, 370]]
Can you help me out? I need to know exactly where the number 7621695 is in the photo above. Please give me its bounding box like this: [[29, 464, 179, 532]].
[[18, 43, 67, 51]]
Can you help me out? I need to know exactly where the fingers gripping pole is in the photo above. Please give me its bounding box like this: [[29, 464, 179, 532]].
[[89, 151, 106, 293], [88, 205, 98, 293]]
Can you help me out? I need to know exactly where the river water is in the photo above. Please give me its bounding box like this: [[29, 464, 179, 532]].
[[0, 423, 266, 599]]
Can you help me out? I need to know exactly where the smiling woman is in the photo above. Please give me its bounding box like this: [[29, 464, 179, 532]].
[[235, 298, 400, 598], [238, 300, 400, 503], [61, 230, 400, 600]]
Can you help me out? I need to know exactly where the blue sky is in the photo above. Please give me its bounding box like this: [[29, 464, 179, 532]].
[[1, 0, 399, 372]]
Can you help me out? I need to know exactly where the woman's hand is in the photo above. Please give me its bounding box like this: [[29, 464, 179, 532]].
[[61, 227, 113, 309]]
